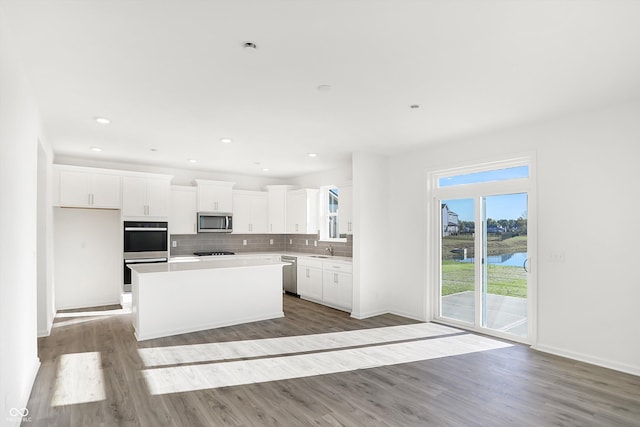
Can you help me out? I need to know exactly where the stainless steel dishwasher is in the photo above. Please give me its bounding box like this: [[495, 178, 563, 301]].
[[281, 255, 298, 295]]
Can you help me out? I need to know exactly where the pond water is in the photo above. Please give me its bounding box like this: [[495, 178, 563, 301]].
[[460, 252, 527, 267]]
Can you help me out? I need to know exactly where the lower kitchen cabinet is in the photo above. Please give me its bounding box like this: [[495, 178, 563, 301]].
[[322, 262, 353, 311], [298, 257, 352, 312], [297, 259, 323, 302]]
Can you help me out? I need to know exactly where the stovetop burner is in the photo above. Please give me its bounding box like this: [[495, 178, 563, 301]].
[[193, 251, 235, 256]]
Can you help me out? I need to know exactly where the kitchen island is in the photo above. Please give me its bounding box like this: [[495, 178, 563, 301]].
[[129, 258, 288, 341]]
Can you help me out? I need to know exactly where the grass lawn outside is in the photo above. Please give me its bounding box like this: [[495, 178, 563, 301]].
[[441, 260, 527, 298]]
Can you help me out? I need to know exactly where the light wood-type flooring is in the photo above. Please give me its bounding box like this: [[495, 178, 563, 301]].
[[24, 295, 640, 426]]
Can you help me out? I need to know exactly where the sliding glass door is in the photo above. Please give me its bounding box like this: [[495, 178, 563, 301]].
[[434, 162, 533, 342], [481, 194, 528, 337]]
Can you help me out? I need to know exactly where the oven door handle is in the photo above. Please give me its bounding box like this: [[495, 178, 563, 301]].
[[124, 227, 168, 231], [125, 258, 168, 264]]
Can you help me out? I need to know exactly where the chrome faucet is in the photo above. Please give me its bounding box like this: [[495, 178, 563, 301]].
[[325, 245, 334, 256]]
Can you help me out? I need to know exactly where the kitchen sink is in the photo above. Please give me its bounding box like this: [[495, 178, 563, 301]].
[[309, 255, 329, 258]]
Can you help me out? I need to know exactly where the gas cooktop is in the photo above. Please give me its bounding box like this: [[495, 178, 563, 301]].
[[193, 251, 235, 256]]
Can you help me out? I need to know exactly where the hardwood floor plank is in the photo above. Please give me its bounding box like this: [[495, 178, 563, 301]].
[[24, 295, 640, 426]]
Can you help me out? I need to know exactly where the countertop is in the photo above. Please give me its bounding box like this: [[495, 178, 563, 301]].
[[169, 252, 353, 264], [129, 258, 288, 274]]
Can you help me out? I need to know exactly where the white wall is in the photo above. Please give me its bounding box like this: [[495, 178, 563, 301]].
[[0, 12, 41, 424], [54, 208, 121, 309], [291, 164, 352, 189], [351, 152, 393, 319], [388, 101, 640, 375]]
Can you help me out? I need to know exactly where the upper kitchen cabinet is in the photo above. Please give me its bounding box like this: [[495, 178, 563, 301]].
[[169, 185, 197, 235], [266, 185, 295, 234], [122, 174, 171, 219], [287, 188, 319, 234], [195, 180, 235, 213], [338, 184, 353, 235], [54, 165, 121, 209], [232, 190, 268, 234]]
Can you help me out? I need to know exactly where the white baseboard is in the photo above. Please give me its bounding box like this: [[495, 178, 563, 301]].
[[350, 308, 389, 320], [387, 309, 425, 322], [533, 343, 640, 377]]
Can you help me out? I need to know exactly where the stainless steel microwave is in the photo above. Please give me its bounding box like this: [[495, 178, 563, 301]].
[[197, 212, 233, 233]]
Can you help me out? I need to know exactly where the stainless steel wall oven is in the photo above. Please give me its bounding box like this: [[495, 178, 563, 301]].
[[123, 221, 168, 292]]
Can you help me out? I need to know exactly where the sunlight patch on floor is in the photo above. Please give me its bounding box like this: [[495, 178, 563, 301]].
[[137, 322, 461, 367], [53, 307, 131, 328], [141, 330, 512, 395], [51, 352, 106, 407]]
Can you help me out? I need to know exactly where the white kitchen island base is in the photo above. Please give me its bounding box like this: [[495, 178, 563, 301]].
[[130, 259, 286, 341]]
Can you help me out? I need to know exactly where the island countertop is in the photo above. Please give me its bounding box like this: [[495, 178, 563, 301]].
[[128, 258, 289, 274]]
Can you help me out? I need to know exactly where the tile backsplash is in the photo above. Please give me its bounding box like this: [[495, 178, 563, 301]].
[[170, 233, 352, 258]]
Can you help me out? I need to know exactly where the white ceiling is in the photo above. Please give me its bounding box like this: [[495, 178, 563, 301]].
[[2, 0, 640, 178]]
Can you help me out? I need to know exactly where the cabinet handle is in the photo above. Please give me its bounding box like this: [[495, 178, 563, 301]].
[[334, 273, 338, 283], [88, 193, 92, 205], [306, 268, 310, 278]]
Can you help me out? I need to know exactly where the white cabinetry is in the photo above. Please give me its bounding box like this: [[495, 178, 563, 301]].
[[196, 180, 234, 213], [266, 185, 295, 234], [338, 184, 353, 235], [287, 189, 319, 234], [122, 175, 171, 219], [297, 258, 323, 302], [169, 186, 197, 235], [56, 166, 121, 209], [232, 190, 268, 234], [322, 261, 353, 311]]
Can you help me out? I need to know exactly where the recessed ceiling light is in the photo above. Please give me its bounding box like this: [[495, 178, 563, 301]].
[[317, 84, 332, 92], [410, 104, 420, 109], [220, 138, 233, 144], [90, 147, 102, 152], [262, 168, 270, 172], [94, 117, 111, 124], [188, 159, 197, 163], [308, 153, 318, 158]]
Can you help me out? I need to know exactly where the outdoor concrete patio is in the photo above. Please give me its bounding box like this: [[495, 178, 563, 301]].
[[441, 291, 527, 337]]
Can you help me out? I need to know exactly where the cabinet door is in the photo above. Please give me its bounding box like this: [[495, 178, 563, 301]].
[[145, 178, 169, 217], [59, 170, 92, 207], [322, 271, 340, 306], [287, 191, 305, 233], [232, 192, 252, 233], [338, 272, 353, 310], [297, 266, 322, 300], [250, 193, 268, 233], [199, 185, 233, 212], [90, 173, 121, 208], [170, 187, 197, 234], [122, 176, 148, 217], [267, 189, 287, 233]]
